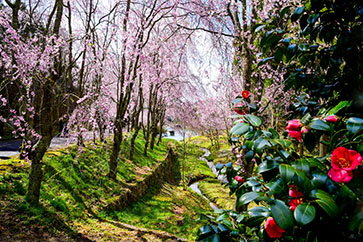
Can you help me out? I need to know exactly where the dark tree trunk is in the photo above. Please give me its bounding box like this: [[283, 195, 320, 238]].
[[26, 81, 55, 204], [109, 128, 122, 179], [26, 136, 52, 204], [129, 126, 140, 161]]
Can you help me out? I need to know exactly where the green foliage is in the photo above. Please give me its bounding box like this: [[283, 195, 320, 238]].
[[258, 0, 363, 104], [200, 99, 363, 241]]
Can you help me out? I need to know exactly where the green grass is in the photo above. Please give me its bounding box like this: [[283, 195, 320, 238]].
[[175, 140, 215, 184], [198, 178, 236, 210], [107, 184, 212, 240], [188, 135, 232, 164]]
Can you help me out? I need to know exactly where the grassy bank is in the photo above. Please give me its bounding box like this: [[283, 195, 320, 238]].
[[0, 134, 219, 241], [198, 178, 236, 210], [175, 140, 215, 185]]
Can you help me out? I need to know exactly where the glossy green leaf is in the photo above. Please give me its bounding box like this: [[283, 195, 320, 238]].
[[254, 138, 270, 153], [311, 189, 339, 217], [238, 191, 263, 206], [271, 200, 294, 230], [259, 57, 274, 66], [293, 159, 310, 173], [307, 13, 320, 24], [327, 101, 351, 115], [279, 164, 295, 182], [280, 6, 290, 19], [244, 114, 262, 127], [232, 98, 242, 105], [311, 173, 328, 188], [330, 129, 347, 147], [346, 117, 363, 135], [248, 206, 270, 217], [218, 224, 228, 232], [307, 158, 325, 169], [310, 119, 330, 131], [244, 216, 265, 227], [245, 140, 253, 150], [295, 170, 312, 191], [200, 225, 212, 235], [340, 185, 356, 199], [262, 130, 273, 138], [253, 24, 266, 32], [266, 178, 284, 195], [216, 213, 228, 222], [258, 160, 278, 173], [292, 7, 305, 21], [236, 214, 245, 223], [245, 150, 254, 162], [348, 212, 363, 232], [301, 113, 312, 125], [247, 103, 257, 111], [200, 234, 220, 242], [268, 128, 279, 138], [230, 122, 250, 136], [215, 163, 224, 170], [294, 203, 316, 225]]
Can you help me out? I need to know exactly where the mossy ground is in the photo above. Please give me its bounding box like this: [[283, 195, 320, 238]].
[[175, 139, 215, 184], [198, 178, 236, 210], [107, 184, 212, 241]]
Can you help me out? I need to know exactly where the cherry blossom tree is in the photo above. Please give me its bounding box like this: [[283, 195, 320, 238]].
[[0, 0, 70, 204]]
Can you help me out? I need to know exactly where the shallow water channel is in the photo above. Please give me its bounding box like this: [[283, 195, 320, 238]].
[[188, 148, 227, 211]]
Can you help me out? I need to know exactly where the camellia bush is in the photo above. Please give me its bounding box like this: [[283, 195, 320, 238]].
[[198, 97, 363, 241]]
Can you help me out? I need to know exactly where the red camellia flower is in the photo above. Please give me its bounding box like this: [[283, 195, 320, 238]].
[[289, 198, 303, 212], [287, 130, 302, 142], [265, 217, 285, 238], [234, 103, 246, 115], [241, 90, 250, 99], [286, 119, 302, 130], [286, 119, 303, 142], [325, 115, 338, 123], [331, 146, 362, 171], [235, 176, 244, 183], [288, 185, 303, 198], [328, 147, 362, 183], [328, 168, 353, 183]]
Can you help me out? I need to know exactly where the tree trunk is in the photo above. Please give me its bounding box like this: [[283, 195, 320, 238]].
[[99, 123, 105, 142], [319, 134, 328, 157], [26, 137, 51, 204], [143, 135, 149, 155], [27, 81, 54, 204], [109, 128, 122, 179], [129, 126, 140, 161], [150, 126, 157, 150]]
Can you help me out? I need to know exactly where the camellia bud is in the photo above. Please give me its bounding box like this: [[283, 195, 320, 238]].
[[235, 176, 244, 183], [325, 115, 338, 123], [286, 119, 302, 130], [301, 126, 309, 134]]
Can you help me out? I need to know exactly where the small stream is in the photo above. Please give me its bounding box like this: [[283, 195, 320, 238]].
[[189, 148, 227, 210]]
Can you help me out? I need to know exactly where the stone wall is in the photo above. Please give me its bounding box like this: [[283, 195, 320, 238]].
[[108, 149, 179, 210]]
